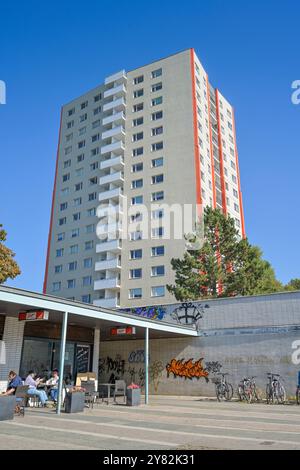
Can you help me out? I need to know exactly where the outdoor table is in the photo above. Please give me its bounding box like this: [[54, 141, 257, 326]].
[[98, 383, 115, 405]]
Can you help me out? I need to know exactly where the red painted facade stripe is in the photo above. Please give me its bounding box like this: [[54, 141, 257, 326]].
[[231, 106, 246, 238], [206, 74, 216, 208], [215, 89, 227, 215], [43, 109, 63, 293], [190, 48, 203, 210]]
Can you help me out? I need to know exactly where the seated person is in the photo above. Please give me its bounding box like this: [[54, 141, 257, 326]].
[[2, 370, 23, 396], [25, 370, 49, 407], [46, 369, 59, 403]]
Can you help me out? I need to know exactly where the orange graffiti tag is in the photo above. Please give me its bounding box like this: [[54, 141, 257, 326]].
[[166, 358, 209, 381]]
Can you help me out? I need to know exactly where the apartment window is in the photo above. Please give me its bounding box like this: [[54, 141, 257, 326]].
[[77, 154, 84, 163], [75, 182, 83, 191], [78, 140, 85, 149], [152, 174, 164, 184], [60, 202, 68, 211], [56, 248, 64, 257], [68, 261, 77, 271], [130, 231, 143, 241], [133, 117, 144, 127], [92, 133, 100, 142], [151, 82, 162, 93], [78, 127, 86, 135], [82, 276, 92, 286], [62, 173, 70, 182], [82, 294, 91, 303], [235, 218, 241, 228], [133, 103, 144, 112], [70, 245, 78, 254], [152, 111, 163, 121], [93, 106, 101, 115], [130, 268, 142, 279], [90, 162, 98, 171], [232, 175, 237, 184], [86, 224, 95, 234], [233, 189, 238, 198], [152, 141, 163, 151], [130, 212, 143, 222], [92, 119, 101, 128], [79, 114, 87, 123], [151, 265, 165, 277], [152, 227, 164, 238], [91, 148, 99, 156], [83, 258, 93, 268], [73, 212, 80, 221], [133, 89, 144, 98], [130, 249, 142, 260], [133, 75, 144, 85], [88, 192, 97, 201], [57, 232, 65, 242], [71, 228, 80, 238], [74, 197, 82, 206], [59, 217, 66, 226], [230, 161, 236, 170], [151, 68, 162, 78], [131, 179, 143, 189], [228, 122, 233, 130], [67, 120, 74, 128], [81, 100, 88, 109], [132, 162, 143, 173], [151, 286, 165, 297], [151, 209, 164, 219], [68, 108, 75, 116], [151, 246, 165, 257], [152, 157, 163, 168], [89, 177, 97, 185], [64, 159, 71, 168], [132, 147, 143, 157], [67, 279, 76, 289], [94, 93, 102, 102], [85, 240, 94, 250], [151, 126, 163, 136], [52, 282, 61, 292], [152, 191, 164, 201], [54, 265, 62, 274], [131, 195, 143, 205], [129, 288, 142, 299], [132, 132, 143, 142], [87, 207, 96, 217], [234, 203, 240, 213], [75, 168, 84, 177], [152, 96, 163, 106]]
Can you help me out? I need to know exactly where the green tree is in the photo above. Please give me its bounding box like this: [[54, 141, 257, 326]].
[[284, 279, 300, 291], [0, 224, 21, 283], [167, 207, 282, 301]]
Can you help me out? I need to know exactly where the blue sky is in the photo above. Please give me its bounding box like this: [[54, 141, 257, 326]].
[[0, 0, 299, 291]]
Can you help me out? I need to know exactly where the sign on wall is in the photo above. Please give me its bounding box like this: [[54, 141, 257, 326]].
[[111, 326, 136, 336], [18, 310, 49, 321]]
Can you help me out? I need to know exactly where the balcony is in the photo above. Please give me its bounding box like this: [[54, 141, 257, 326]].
[[95, 258, 121, 271], [99, 171, 124, 186], [96, 239, 122, 253], [101, 140, 125, 155], [103, 97, 126, 113], [98, 187, 123, 202], [105, 70, 127, 86], [102, 125, 125, 141], [94, 277, 120, 290], [93, 297, 119, 308], [100, 155, 124, 171], [104, 84, 126, 99], [102, 112, 125, 127]]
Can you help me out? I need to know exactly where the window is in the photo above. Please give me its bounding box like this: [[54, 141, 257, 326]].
[[151, 126, 163, 136], [93, 106, 101, 115], [52, 282, 61, 292], [62, 173, 70, 182], [77, 154, 84, 163], [92, 119, 101, 128], [86, 224, 95, 234], [230, 161, 236, 170], [75, 182, 83, 191], [73, 212, 80, 221], [233, 189, 238, 198], [74, 197, 82, 206], [151, 286, 165, 297], [130, 249, 142, 260], [64, 159, 71, 168], [152, 96, 163, 106], [151, 209, 164, 219], [81, 100, 88, 109], [68, 261, 77, 271], [94, 93, 101, 102], [54, 265, 62, 274], [151, 82, 162, 93], [59, 217, 66, 226], [234, 203, 240, 213], [130, 268, 142, 279], [85, 240, 94, 250], [78, 140, 85, 148], [87, 207, 96, 217], [130, 231, 143, 241], [152, 111, 163, 120], [75, 168, 84, 177], [152, 191, 164, 201], [71, 228, 80, 238], [130, 212, 143, 222], [67, 120, 74, 128], [132, 162, 143, 173], [78, 127, 86, 136], [133, 117, 144, 127], [60, 202, 68, 211], [67, 279, 76, 289], [133, 75, 144, 84], [83, 276, 92, 286], [82, 294, 91, 303], [129, 288, 142, 299], [83, 258, 93, 268], [68, 108, 75, 116], [151, 265, 165, 277], [56, 248, 64, 257], [152, 174, 164, 184], [131, 195, 143, 205], [79, 114, 87, 122], [88, 192, 97, 201], [235, 218, 241, 228], [232, 175, 237, 184], [151, 246, 165, 257], [70, 245, 78, 254], [152, 157, 163, 168], [132, 132, 143, 142], [91, 148, 99, 158], [89, 177, 97, 185], [57, 232, 65, 242], [133, 89, 144, 98], [131, 179, 143, 189], [92, 133, 100, 142], [152, 227, 164, 238], [90, 162, 98, 171], [132, 147, 143, 157], [152, 141, 163, 152], [133, 103, 144, 112], [151, 68, 162, 78]]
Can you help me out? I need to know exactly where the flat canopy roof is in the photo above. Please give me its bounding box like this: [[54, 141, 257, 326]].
[[0, 285, 197, 340]]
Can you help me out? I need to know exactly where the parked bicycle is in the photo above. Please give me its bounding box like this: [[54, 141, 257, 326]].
[[215, 373, 233, 402], [237, 376, 260, 403], [266, 373, 286, 404]]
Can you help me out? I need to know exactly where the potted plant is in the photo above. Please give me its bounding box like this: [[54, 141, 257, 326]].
[[64, 386, 85, 413], [0, 395, 16, 420], [126, 383, 141, 406]]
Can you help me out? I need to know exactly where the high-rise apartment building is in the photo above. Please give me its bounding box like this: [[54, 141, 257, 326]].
[[43, 48, 245, 308]]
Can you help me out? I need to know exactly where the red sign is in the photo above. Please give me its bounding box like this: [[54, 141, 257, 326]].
[[111, 326, 136, 336], [18, 310, 49, 321]]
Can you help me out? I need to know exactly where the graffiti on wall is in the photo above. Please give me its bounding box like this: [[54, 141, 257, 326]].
[[128, 349, 146, 363], [99, 355, 126, 377], [166, 358, 209, 382], [170, 302, 209, 326], [205, 361, 223, 374], [121, 306, 166, 321], [149, 361, 164, 392]]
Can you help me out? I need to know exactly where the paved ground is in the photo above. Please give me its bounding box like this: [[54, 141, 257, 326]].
[[1, 396, 300, 450]]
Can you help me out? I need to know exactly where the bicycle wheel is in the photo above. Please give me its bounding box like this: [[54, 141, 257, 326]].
[[216, 383, 225, 402], [296, 387, 300, 405], [237, 385, 244, 401], [266, 384, 273, 404], [225, 383, 234, 401], [277, 384, 286, 404]]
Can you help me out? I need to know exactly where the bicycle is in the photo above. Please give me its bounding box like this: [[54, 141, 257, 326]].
[[266, 373, 286, 404], [237, 376, 260, 403], [215, 373, 233, 402]]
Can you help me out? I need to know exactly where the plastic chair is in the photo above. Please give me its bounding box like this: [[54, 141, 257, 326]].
[[113, 380, 126, 404]]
